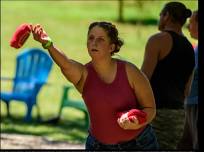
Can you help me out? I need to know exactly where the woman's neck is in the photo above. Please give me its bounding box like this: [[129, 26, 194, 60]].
[[92, 58, 116, 74], [164, 24, 183, 35]]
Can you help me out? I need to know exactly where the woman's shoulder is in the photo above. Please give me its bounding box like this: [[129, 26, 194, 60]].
[[84, 61, 92, 68], [115, 59, 138, 70], [123, 60, 140, 76], [123, 61, 148, 88], [148, 31, 171, 42], [146, 32, 172, 53]]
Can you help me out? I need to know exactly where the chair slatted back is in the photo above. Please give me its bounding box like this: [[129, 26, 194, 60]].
[[13, 48, 53, 95]]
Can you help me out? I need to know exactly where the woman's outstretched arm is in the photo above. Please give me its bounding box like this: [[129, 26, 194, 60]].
[[31, 24, 87, 92]]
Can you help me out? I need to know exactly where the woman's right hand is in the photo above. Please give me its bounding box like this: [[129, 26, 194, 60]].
[[117, 112, 141, 130], [31, 24, 49, 45]]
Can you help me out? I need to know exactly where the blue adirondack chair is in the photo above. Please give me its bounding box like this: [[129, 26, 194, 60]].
[[0, 48, 53, 122]]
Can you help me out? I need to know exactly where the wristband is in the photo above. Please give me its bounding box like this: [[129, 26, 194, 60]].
[[42, 37, 53, 49]]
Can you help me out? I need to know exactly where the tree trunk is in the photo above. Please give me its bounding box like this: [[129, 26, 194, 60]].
[[118, 0, 124, 22]]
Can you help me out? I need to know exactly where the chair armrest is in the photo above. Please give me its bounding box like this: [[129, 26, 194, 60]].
[[35, 81, 45, 87], [63, 85, 74, 90], [1, 77, 14, 81], [60, 85, 75, 102]]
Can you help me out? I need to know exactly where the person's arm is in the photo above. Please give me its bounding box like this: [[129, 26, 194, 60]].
[[184, 70, 195, 99], [118, 63, 156, 130], [141, 32, 172, 80], [32, 24, 87, 92], [141, 34, 160, 80]]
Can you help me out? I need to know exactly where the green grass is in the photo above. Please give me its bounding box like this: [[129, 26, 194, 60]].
[[1, 0, 198, 148]]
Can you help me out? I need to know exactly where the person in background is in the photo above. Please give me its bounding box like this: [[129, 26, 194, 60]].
[[177, 10, 198, 150], [140, 1, 195, 149], [31, 21, 158, 150]]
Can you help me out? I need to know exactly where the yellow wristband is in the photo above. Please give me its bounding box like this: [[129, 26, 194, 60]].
[[42, 37, 53, 49]]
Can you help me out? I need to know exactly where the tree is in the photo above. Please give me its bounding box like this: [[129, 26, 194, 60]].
[[118, 0, 124, 22], [118, 0, 144, 23]]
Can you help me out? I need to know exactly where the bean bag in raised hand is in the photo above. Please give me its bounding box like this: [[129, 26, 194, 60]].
[[10, 23, 32, 49]]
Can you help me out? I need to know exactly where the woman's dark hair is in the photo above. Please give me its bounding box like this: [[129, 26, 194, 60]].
[[162, 2, 192, 26], [88, 21, 124, 55]]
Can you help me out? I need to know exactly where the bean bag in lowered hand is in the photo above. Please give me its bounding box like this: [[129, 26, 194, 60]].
[[117, 109, 147, 124]]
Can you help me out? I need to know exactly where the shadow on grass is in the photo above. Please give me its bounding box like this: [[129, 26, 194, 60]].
[[116, 18, 158, 25], [1, 109, 185, 148], [1, 115, 87, 143]]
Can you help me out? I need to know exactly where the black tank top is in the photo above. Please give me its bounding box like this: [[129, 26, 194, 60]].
[[150, 31, 195, 109]]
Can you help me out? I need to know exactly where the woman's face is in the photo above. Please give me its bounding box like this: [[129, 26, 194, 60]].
[[87, 26, 114, 60], [158, 9, 167, 31], [188, 12, 198, 39]]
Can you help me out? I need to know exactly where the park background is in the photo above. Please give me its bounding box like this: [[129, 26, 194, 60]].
[[1, 0, 198, 149]]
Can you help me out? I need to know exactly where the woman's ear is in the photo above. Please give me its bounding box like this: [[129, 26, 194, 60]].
[[164, 11, 171, 22], [110, 43, 116, 53]]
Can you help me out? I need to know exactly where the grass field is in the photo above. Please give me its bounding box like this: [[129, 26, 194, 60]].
[[1, 0, 198, 149]]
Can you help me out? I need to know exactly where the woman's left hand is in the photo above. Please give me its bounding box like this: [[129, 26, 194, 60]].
[[117, 112, 141, 130]]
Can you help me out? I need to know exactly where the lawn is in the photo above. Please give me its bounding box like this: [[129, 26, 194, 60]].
[[1, 0, 198, 149]]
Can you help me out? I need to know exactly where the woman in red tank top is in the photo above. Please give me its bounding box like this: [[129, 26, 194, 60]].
[[31, 21, 158, 150]]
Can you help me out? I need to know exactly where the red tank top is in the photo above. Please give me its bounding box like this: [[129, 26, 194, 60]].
[[82, 59, 146, 144]]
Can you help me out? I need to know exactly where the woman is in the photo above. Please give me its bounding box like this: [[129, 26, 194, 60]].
[[32, 21, 158, 150], [177, 10, 198, 150], [141, 2, 195, 149]]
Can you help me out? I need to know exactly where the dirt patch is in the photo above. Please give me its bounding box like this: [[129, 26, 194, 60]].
[[1, 133, 85, 149]]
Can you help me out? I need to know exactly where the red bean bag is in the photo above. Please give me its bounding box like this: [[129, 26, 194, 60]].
[[117, 109, 147, 124], [10, 23, 32, 49]]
